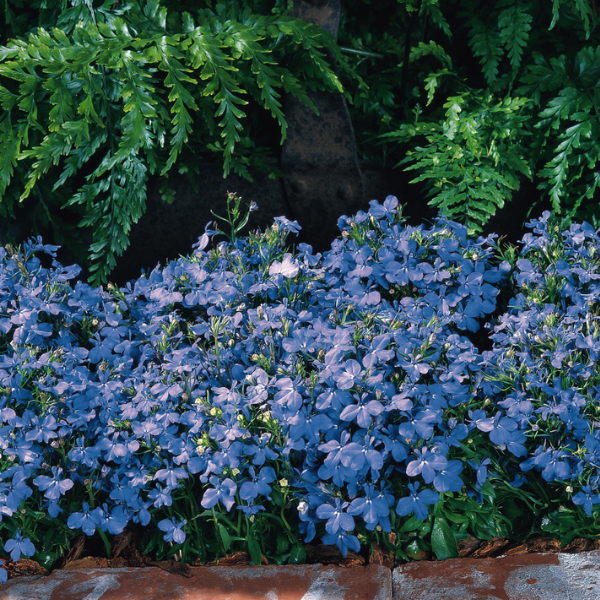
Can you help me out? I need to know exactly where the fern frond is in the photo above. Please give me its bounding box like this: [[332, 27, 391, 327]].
[[74, 156, 148, 286], [498, 2, 532, 74], [0, 115, 19, 199], [225, 22, 287, 141], [410, 41, 453, 69], [187, 28, 248, 175], [394, 91, 532, 232], [0, 0, 349, 283], [467, 15, 503, 87], [538, 115, 594, 212], [550, 0, 595, 38]]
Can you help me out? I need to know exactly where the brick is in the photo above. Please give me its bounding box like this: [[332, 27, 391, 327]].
[[392, 549, 600, 600], [0, 563, 391, 600]]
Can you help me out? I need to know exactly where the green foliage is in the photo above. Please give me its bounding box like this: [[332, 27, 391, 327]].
[[519, 46, 600, 224], [384, 93, 532, 233], [0, 0, 341, 284], [3, 0, 600, 279], [210, 190, 257, 242], [338, 0, 600, 233], [430, 516, 458, 560]]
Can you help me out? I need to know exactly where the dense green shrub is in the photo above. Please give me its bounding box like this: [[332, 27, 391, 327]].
[[339, 0, 600, 233], [0, 0, 341, 284], [2, 0, 600, 282]]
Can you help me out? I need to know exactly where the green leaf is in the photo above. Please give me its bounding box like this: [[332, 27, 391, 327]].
[[399, 515, 424, 533], [218, 523, 231, 552], [288, 544, 306, 565], [404, 540, 429, 561], [276, 534, 290, 556], [247, 530, 262, 565], [498, 2, 532, 74], [431, 516, 458, 561], [410, 41, 453, 69], [468, 15, 503, 86], [443, 511, 470, 525], [550, 0, 594, 38]]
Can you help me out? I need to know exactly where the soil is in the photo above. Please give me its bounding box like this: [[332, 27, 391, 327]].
[[2, 531, 600, 582]]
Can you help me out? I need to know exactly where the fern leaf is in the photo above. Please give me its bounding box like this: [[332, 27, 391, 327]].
[[539, 115, 595, 212], [467, 15, 503, 86], [76, 157, 148, 286], [151, 39, 199, 174], [498, 2, 532, 73], [187, 28, 248, 175], [0, 116, 19, 198], [410, 41, 453, 69], [550, 0, 594, 38]]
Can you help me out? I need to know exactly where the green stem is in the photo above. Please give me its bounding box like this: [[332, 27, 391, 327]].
[[96, 527, 111, 558], [280, 508, 292, 533], [339, 47, 385, 59]]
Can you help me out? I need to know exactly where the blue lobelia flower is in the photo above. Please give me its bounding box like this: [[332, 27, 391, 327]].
[[573, 485, 600, 516], [201, 476, 237, 511], [396, 482, 439, 521], [405, 447, 447, 484], [67, 502, 105, 536], [239, 467, 276, 502], [3, 530, 35, 562], [322, 532, 361, 557], [348, 483, 394, 531], [32, 467, 74, 501], [432, 460, 464, 493], [158, 518, 187, 544], [316, 498, 355, 534]]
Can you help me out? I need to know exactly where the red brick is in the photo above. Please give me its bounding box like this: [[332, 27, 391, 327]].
[[1, 564, 391, 600], [393, 550, 600, 600]]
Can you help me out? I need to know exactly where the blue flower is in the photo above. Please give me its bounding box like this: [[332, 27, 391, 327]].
[[322, 532, 361, 557], [396, 482, 439, 521], [158, 518, 187, 544], [432, 460, 464, 493], [273, 216, 301, 235], [103, 504, 129, 535], [573, 485, 600, 516], [33, 467, 74, 501], [148, 484, 174, 508], [468, 458, 491, 488], [4, 530, 35, 562], [488, 416, 527, 456], [348, 484, 393, 531], [153, 462, 189, 488], [239, 467, 276, 502], [269, 254, 299, 279], [67, 502, 104, 536], [368, 196, 399, 220], [405, 447, 447, 483], [316, 498, 355, 534], [339, 394, 384, 428], [201, 476, 237, 511], [332, 359, 365, 390], [2, 471, 33, 511]]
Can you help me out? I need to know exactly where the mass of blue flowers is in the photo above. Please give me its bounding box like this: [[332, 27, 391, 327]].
[[1, 197, 600, 578]]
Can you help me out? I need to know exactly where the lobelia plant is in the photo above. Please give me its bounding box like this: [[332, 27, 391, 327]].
[[479, 211, 600, 543], [3, 197, 600, 580]]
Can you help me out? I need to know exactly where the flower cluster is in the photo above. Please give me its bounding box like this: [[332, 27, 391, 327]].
[[481, 213, 600, 522], [1, 199, 600, 576]]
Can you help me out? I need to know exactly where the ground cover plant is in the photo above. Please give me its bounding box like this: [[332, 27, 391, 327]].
[[2, 196, 600, 581]]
